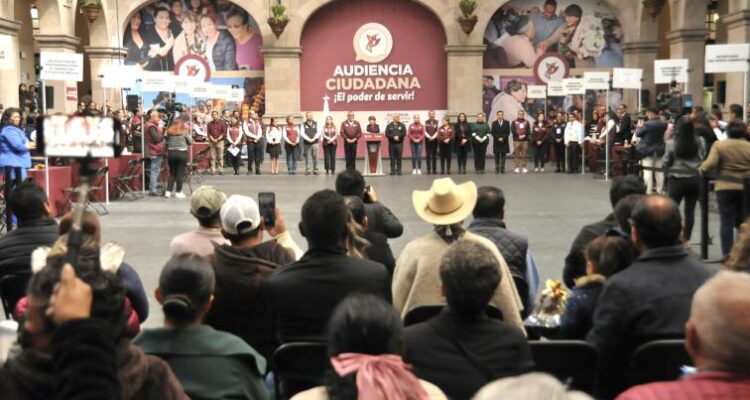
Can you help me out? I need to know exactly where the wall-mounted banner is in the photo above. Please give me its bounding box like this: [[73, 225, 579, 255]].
[[100, 64, 138, 89], [612, 68, 643, 89], [547, 81, 565, 97], [705, 43, 750, 73], [141, 72, 174, 92], [654, 59, 689, 84], [583, 71, 610, 90], [40, 52, 84, 82], [563, 78, 585, 95], [0, 35, 13, 70], [527, 85, 547, 99]]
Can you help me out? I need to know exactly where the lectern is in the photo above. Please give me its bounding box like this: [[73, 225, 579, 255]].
[[363, 133, 385, 176]]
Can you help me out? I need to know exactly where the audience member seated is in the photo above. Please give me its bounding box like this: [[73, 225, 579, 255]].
[[403, 239, 534, 399], [393, 178, 524, 330], [56, 211, 149, 323], [473, 372, 593, 400], [587, 195, 714, 398], [135, 254, 270, 400], [335, 170, 404, 238], [724, 218, 750, 273], [205, 195, 296, 360], [1, 245, 188, 400], [0, 182, 57, 285], [343, 196, 395, 276], [559, 231, 637, 340], [467, 185, 540, 310], [265, 190, 390, 343], [169, 185, 230, 259], [291, 294, 447, 400], [613, 194, 645, 234], [563, 176, 646, 288], [616, 271, 750, 400]]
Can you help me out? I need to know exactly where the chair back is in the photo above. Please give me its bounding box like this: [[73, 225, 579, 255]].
[[404, 304, 504, 327], [273, 342, 329, 400], [0, 271, 32, 319], [629, 339, 691, 386], [529, 340, 598, 393]]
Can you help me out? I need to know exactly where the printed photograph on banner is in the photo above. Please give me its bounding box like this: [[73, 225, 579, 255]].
[[123, 0, 263, 73], [483, 0, 623, 69]]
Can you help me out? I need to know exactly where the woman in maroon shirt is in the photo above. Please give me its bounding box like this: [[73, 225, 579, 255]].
[[225, 116, 244, 175], [408, 114, 425, 175], [322, 116, 338, 175], [437, 116, 455, 175], [283, 115, 300, 175], [531, 111, 550, 172]]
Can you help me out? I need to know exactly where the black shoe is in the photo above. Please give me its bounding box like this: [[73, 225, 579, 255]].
[[218, 171, 223, 176], [397, 171, 402, 176], [390, 171, 395, 176], [148, 192, 158, 197], [256, 170, 261, 175], [246, 170, 251, 175]]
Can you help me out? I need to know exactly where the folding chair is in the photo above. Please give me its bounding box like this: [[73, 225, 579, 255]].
[[0, 271, 32, 319], [529, 340, 598, 394], [273, 342, 329, 400], [404, 304, 503, 327], [184, 149, 210, 195], [629, 339, 691, 386], [112, 158, 144, 200], [62, 166, 110, 215]]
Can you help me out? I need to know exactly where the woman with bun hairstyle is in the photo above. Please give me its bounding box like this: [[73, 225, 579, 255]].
[[134, 254, 270, 400]]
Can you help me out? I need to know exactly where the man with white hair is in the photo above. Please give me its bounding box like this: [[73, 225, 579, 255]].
[[616, 271, 750, 400]]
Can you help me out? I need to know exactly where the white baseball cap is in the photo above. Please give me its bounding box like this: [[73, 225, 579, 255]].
[[220, 195, 261, 235]]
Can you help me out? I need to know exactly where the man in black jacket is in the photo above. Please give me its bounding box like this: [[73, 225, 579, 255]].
[[264, 190, 390, 343], [0, 182, 58, 310], [587, 195, 714, 398], [616, 104, 632, 144], [404, 240, 534, 400], [563, 176, 645, 288], [491, 111, 511, 173], [335, 169, 403, 238], [385, 114, 406, 175]]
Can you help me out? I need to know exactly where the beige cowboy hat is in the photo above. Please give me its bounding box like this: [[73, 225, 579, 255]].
[[412, 178, 478, 225]]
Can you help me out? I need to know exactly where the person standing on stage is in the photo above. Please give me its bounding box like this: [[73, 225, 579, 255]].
[[531, 112, 550, 172], [491, 110, 511, 174], [437, 117, 455, 175], [424, 110, 439, 175], [564, 113, 584, 173], [551, 112, 567, 173], [471, 113, 491, 174], [283, 115, 300, 175], [301, 112, 321, 175], [145, 110, 166, 196], [322, 116, 338, 175], [207, 110, 227, 175], [266, 117, 282, 175], [225, 115, 244, 175], [454, 113, 471, 174], [510, 110, 530, 174], [616, 104, 632, 144], [385, 114, 406, 176], [340, 111, 362, 170], [242, 110, 263, 175], [409, 114, 425, 175]]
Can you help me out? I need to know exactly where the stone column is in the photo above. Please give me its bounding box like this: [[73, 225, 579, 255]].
[[34, 34, 81, 114], [722, 10, 750, 110], [445, 45, 485, 119], [622, 41, 660, 112], [84, 46, 128, 112], [261, 46, 302, 121], [666, 29, 709, 106], [0, 17, 22, 109]]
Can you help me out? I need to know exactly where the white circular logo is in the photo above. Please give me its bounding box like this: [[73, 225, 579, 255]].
[[353, 23, 393, 63]]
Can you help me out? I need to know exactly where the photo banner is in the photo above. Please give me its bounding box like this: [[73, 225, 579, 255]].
[[583, 71, 610, 90], [613, 68, 643, 89], [547, 81, 565, 97], [705, 43, 750, 73], [563, 78, 585, 95], [40, 52, 84, 82], [527, 85, 547, 99], [654, 59, 689, 84]]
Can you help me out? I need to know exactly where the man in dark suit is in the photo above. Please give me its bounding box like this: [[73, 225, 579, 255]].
[[385, 114, 406, 175], [587, 195, 714, 398], [616, 104, 632, 144], [264, 190, 390, 343], [335, 169, 403, 238], [491, 111, 511, 173], [403, 239, 534, 400]]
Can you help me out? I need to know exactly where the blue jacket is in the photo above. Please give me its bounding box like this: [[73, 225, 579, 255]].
[[0, 125, 31, 168]]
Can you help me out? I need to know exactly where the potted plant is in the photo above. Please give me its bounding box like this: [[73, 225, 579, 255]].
[[457, 0, 478, 35], [27, 0, 39, 5], [268, 2, 289, 39], [81, 0, 102, 24]]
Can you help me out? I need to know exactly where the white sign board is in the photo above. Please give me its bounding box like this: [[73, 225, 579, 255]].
[[547, 81, 565, 97], [705, 43, 750, 73], [229, 88, 245, 102], [583, 71, 610, 90], [527, 85, 547, 99], [654, 59, 689, 84], [562, 78, 585, 95], [173, 76, 196, 94], [100, 65, 138, 89], [141, 72, 174, 92], [213, 85, 231, 100], [612, 68, 643, 89], [40, 52, 84, 82], [0, 35, 13, 70], [189, 82, 212, 98]]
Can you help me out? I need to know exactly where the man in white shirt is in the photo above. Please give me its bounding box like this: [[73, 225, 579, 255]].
[[564, 113, 584, 173]]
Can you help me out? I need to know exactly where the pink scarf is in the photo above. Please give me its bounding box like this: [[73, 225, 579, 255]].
[[331, 353, 431, 400]]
